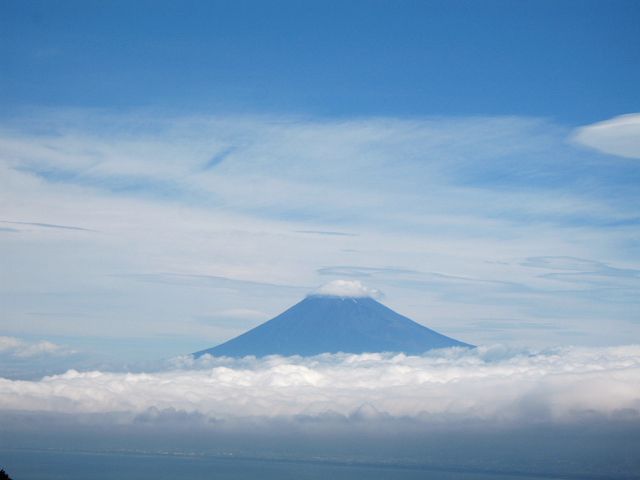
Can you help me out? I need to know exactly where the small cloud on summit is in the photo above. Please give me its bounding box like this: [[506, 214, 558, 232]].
[[310, 280, 382, 299]]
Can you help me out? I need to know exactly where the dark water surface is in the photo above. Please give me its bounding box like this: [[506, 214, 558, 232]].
[[0, 448, 572, 480]]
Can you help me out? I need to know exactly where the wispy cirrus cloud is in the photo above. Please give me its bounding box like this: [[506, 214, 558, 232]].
[[296, 230, 359, 236], [0, 220, 98, 232], [522, 256, 640, 278], [572, 113, 640, 160], [522, 256, 640, 292], [1, 110, 639, 357]]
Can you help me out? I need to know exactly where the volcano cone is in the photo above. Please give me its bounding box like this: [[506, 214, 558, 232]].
[[193, 295, 473, 358]]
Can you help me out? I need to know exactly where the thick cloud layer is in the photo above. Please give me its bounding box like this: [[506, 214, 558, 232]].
[[1, 345, 638, 426], [309, 280, 382, 299]]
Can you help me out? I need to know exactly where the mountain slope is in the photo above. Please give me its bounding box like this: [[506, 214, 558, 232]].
[[193, 295, 473, 358]]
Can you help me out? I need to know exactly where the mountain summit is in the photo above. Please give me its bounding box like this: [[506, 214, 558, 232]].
[[193, 281, 473, 358]]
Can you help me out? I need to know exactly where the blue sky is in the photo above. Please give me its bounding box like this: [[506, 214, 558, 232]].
[[1, 0, 640, 369], [2, 0, 639, 122]]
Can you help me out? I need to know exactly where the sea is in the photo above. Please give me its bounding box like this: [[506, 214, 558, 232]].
[[0, 448, 576, 480]]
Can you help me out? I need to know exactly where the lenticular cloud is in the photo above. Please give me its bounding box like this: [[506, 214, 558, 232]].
[[310, 280, 382, 298], [0, 345, 639, 426]]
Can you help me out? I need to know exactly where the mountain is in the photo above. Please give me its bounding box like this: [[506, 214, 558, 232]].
[[193, 294, 473, 358]]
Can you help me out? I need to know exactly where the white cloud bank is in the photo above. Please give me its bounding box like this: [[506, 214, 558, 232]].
[[573, 113, 640, 159], [1, 345, 638, 426], [309, 280, 382, 298]]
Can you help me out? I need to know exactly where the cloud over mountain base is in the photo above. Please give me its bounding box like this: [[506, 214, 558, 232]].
[[1, 345, 639, 423], [2, 345, 640, 478]]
